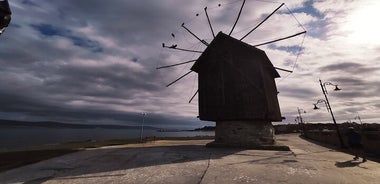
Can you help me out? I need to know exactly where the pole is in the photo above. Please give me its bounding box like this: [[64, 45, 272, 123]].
[[166, 70, 193, 87], [357, 115, 363, 125], [240, 3, 284, 41], [140, 113, 146, 142], [229, 0, 246, 36], [297, 108, 306, 135], [319, 79, 345, 148], [274, 66, 293, 73], [189, 89, 198, 103], [297, 108, 304, 124], [252, 31, 306, 47], [204, 7, 215, 38], [162, 44, 203, 53], [181, 23, 209, 46], [156, 59, 197, 69], [355, 114, 363, 132]]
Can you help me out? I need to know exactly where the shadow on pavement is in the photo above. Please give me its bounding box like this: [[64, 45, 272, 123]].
[[228, 151, 295, 165], [5, 144, 242, 183], [299, 135, 380, 163], [335, 160, 368, 169], [299, 135, 343, 151]]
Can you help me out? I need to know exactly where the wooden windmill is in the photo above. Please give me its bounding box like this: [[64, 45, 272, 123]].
[[157, 1, 306, 148]]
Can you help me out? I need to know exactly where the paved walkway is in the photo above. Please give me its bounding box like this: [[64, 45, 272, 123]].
[[1, 134, 379, 184]]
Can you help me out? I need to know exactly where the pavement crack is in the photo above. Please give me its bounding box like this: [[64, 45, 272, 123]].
[[198, 152, 211, 184]]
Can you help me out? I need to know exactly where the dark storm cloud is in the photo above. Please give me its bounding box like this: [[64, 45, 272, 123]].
[[365, 81, 380, 97], [319, 62, 378, 74], [333, 101, 379, 116], [332, 91, 366, 99], [326, 76, 380, 100], [328, 77, 365, 86], [44, 62, 161, 97], [49, 0, 195, 47], [0, 25, 81, 67], [0, 88, 203, 128], [278, 85, 319, 99], [269, 45, 303, 55], [0, 65, 199, 128], [0, 0, 206, 127], [0, 55, 162, 118], [0, 90, 55, 114], [374, 104, 380, 109], [21, 0, 39, 7]]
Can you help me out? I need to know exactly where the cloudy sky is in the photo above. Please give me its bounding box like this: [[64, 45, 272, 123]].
[[1, 0, 379, 128]]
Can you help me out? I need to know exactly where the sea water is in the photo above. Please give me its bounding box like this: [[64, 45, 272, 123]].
[[0, 127, 214, 150]]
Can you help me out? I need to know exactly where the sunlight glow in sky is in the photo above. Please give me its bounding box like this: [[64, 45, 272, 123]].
[[343, 1, 380, 46]]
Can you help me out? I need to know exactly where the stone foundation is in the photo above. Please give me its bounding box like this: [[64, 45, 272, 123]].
[[207, 120, 287, 150]]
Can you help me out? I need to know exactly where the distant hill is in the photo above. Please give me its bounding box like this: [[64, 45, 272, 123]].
[[192, 126, 215, 131], [0, 119, 158, 130]]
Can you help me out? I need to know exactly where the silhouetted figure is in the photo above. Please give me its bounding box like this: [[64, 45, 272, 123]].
[[346, 127, 366, 162]]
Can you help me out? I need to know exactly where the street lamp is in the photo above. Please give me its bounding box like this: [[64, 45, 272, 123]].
[[321, 81, 341, 95], [314, 79, 345, 148], [313, 99, 329, 111], [140, 112, 147, 142], [294, 116, 299, 123]]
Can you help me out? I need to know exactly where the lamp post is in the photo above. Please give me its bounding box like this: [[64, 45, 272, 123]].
[[297, 108, 306, 134], [295, 116, 304, 133], [297, 107, 306, 124], [140, 112, 147, 142], [314, 79, 345, 148], [354, 114, 363, 125], [354, 114, 364, 131]]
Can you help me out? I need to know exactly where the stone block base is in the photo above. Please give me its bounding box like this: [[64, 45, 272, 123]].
[[207, 120, 288, 150]]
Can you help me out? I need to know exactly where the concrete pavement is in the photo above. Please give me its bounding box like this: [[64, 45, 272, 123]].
[[1, 134, 379, 184]]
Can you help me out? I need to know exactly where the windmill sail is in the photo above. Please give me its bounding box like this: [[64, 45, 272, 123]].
[[159, 1, 307, 104]]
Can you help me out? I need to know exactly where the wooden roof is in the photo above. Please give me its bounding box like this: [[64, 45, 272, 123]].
[[191, 32, 280, 78]]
